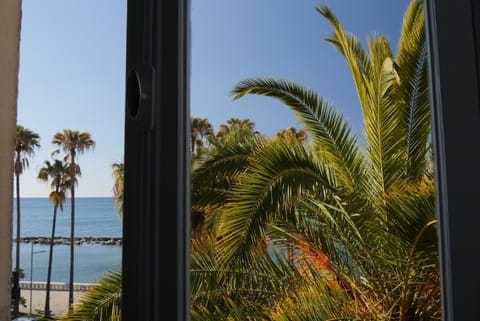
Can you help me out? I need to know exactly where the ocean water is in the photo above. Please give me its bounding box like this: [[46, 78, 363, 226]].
[[12, 197, 122, 283]]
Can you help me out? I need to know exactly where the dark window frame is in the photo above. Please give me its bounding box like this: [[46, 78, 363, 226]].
[[121, 0, 480, 320], [122, 1, 189, 320], [426, 0, 480, 320]]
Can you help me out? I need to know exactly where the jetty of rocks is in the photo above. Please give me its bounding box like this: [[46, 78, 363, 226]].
[[17, 236, 122, 246]]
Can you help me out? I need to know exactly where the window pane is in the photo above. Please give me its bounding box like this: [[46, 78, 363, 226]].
[[191, 1, 443, 320], [13, 0, 126, 318]]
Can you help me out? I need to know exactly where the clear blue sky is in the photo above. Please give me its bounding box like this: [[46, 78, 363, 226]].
[[17, 0, 410, 197]]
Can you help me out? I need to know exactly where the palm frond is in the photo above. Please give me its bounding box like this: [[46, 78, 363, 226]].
[[231, 77, 364, 192], [317, 5, 371, 112], [395, 0, 430, 181], [191, 237, 304, 320], [215, 139, 338, 265], [60, 270, 122, 321]]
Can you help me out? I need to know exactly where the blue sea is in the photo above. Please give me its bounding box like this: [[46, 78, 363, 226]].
[[12, 197, 122, 283]]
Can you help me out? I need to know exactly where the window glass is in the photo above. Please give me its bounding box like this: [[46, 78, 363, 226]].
[[190, 1, 443, 320], [13, 1, 125, 318]]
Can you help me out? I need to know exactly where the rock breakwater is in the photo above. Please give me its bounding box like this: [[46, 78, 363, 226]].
[[17, 236, 122, 246]]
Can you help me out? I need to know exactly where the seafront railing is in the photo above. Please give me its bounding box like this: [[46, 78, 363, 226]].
[[20, 281, 95, 291]]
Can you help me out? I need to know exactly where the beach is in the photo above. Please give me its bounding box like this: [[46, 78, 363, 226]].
[[19, 289, 85, 317]]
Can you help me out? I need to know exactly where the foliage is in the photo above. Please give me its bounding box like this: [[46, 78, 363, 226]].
[[60, 270, 122, 321], [274, 126, 308, 143], [38, 159, 71, 209], [191, 117, 214, 154], [192, 0, 439, 319], [111, 162, 124, 218], [14, 125, 41, 176]]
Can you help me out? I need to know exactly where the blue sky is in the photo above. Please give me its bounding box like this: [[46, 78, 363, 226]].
[[17, 0, 410, 197]]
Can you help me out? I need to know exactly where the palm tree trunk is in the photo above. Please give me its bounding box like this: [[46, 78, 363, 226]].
[[12, 172, 21, 317], [68, 183, 75, 308], [191, 136, 196, 153], [44, 201, 59, 318]]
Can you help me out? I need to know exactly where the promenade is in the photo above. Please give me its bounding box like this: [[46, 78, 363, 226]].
[[18, 282, 93, 317]]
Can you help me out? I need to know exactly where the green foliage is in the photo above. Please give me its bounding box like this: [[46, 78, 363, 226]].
[[192, 0, 439, 319], [15, 125, 41, 175], [111, 162, 124, 218], [60, 270, 122, 321]]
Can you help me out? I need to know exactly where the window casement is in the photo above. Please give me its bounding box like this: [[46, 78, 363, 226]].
[[122, 1, 189, 320], [426, 0, 480, 319]]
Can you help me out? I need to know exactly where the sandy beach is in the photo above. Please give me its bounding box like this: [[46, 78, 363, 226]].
[[19, 289, 85, 318]]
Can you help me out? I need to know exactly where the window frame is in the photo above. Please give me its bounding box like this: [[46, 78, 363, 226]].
[[426, 0, 480, 319], [122, 1, 189, 320]]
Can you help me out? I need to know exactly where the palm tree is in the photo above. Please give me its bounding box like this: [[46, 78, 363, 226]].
[[190, 117, 213, 154], [211, 118, 260, 151], [112, 162, 124, 218], [194, 0, 438, 319], [52, 129, 95, 308], [215, 118, 257, 138], [12, 125, 40, 317], [38, 159, 70, 318], [274, 126, 308, 143]]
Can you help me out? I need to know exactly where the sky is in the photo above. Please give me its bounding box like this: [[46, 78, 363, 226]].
[[17, 0, 410, 197]]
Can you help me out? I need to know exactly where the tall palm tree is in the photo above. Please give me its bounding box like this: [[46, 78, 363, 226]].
[[190, 117, 213, 154], [112, 162, 124, 218], [38, 159, 70, 318], [274, 126, 308, 143], [193, 0, 438, 319], [52, 129, 95, 308], [212, 117, 259, 149], [12, 125, 40, 317]]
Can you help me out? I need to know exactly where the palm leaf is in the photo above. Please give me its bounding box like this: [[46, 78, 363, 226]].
[[231, 77, 364, 193], [60, 270, 122, 321], [395, 0, 430, 181], [216, 139, 338, 265], [191, 237, 304, 320]]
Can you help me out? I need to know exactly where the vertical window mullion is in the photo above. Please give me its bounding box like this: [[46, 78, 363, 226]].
[[123, 1, 189, 320], [426, 0, 480, 320]]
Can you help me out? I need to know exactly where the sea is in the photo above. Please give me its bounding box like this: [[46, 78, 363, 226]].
[[12, 197, 122, 284]]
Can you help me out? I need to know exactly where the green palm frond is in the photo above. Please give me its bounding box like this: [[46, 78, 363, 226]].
[[231, 78, 364, 193], [318, 5, 415, 198], [191, 298, 268, 321], [191, 237, 304, 320], [270, 280, 377, 321], [60, 270, 122, 321], [395, 0, 430, 181], [216, 139, 338, 265], [317, 5, 371, 110], [192, 135, 265, 210], [15, 125, 40, 175], [192, 136, 267, 235]]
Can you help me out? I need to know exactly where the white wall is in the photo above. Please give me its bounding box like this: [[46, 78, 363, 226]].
[[0, 0, 21, 319]]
